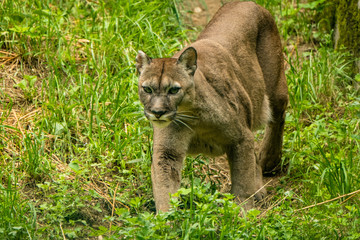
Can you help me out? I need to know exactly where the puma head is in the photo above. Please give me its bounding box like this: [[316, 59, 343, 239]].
[[136, 47, 197, 128]]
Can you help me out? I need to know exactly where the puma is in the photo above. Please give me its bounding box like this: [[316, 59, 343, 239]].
[[136, 1, 288, 212]]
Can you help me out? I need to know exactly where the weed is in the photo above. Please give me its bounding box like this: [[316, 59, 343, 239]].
[[13, 75, 38, 102]]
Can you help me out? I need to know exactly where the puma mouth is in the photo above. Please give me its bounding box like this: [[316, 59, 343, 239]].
[[152, 119, 168, 123], [151, 119, 172, 128], [145, 111, 176, 121]]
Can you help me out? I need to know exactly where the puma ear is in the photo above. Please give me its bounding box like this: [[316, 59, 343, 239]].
[[136, 50, 152, 74], [177, 47, 197, 76]]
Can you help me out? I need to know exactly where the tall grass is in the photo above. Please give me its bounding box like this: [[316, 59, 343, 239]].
[[0, 0, 359, 239], [1, 0, 186, 238], [0, 170, 37, 238]]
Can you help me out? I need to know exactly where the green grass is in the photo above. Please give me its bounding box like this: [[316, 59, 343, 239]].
[[1, 0, 360, 239]]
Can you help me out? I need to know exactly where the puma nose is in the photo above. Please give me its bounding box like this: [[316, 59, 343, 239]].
[[152, 110, 166, 119]]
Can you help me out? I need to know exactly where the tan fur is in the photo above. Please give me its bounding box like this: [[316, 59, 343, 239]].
[[136, 1, 288, 212]]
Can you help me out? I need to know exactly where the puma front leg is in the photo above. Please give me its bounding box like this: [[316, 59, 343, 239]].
[[151, 127, 190, 213], [226, 131, 259, 210], [151, 146, 185, 212]]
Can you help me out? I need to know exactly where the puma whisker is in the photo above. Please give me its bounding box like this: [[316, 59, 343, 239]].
[[174, 118, 194, 132], [177, 114, 198, 119]]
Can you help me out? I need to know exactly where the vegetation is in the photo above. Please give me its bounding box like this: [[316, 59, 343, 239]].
[[0, 0, 359, 239], [313, 0, 360, 74]]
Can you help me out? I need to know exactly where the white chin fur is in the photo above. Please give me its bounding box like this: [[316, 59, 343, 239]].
[[151, 120, 171, 128]]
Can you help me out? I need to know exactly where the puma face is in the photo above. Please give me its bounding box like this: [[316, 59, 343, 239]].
[[136, 48, 197, 128]]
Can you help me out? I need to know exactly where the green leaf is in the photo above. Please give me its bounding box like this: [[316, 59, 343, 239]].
[[69, 161, 80, 172], [9, 26, 30, 33], [355, 74, 360, 82], [24, 75, 37, 87], [14, 80, 28, 90], [54, 122, 65, 135], [177, 188, 192, 195]]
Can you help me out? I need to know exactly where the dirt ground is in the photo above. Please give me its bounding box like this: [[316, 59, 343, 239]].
[[180, 0, 224, 26]]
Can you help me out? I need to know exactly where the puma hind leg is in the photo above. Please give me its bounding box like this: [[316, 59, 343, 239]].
[[259, 80, 288, 174], [255, 6, 289, 174]]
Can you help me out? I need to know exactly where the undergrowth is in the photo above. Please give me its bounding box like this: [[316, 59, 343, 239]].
[[0, 0, 359, 239]]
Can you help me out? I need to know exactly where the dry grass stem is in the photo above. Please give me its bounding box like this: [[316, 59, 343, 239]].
[[295, 189, 360, 212]]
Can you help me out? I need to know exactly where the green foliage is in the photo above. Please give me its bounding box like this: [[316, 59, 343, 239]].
[[22, 132, 49, 180], [13, 75, 38, 101], [0, 0, 359, 239], [97, 180, 261, 239], [0, 174, 36, 239], [311, 0, 360, 74]]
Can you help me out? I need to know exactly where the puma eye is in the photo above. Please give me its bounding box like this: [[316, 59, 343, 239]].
[[143, 86, 152, 94], [168, 87, 181, 94]]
